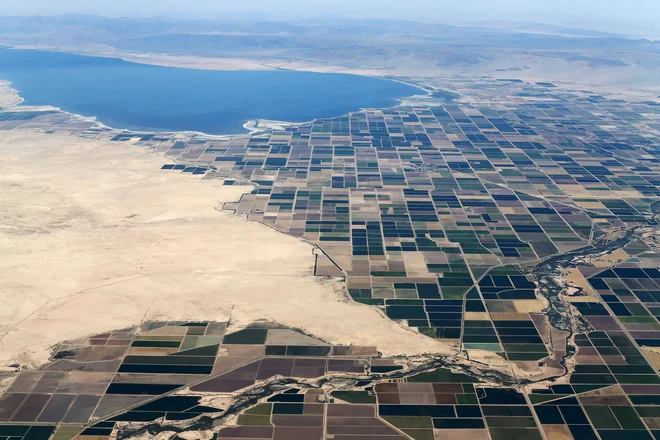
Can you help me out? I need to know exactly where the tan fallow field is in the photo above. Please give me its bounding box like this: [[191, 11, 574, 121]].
[[0, 130, 449, 369]]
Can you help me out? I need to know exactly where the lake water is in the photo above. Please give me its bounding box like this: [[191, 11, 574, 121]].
[[0, 49, 423, 135]]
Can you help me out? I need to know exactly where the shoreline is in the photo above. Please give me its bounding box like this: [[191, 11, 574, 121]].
[[0, 81, 302, 140], [5, 44, 399, 78], [0, 62, 432, 139], [0, 80, 23, 108]]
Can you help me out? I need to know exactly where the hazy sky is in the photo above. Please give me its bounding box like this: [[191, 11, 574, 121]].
[[1, 0, 658, 33]]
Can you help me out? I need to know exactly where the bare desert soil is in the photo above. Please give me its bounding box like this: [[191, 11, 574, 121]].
[[0, 130, 447, 368]]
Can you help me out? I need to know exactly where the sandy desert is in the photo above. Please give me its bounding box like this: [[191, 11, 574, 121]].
[[0, 129, 449, 369]]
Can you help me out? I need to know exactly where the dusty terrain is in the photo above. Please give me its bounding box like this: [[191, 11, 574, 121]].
[[119, 52, 396, 78], [0, 130, 448, 369]]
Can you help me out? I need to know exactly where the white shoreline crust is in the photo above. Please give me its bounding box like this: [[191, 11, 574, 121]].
[[0, 80, 23, 108]]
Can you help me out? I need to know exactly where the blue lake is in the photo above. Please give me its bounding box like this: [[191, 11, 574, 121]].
[[0, 49, 423, 135]]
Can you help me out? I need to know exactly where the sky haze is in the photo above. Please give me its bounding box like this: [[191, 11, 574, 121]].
[[0, 0, 658, 37]]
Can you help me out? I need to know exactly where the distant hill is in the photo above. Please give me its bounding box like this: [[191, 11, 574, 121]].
[[0, 15, 658, 87]]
